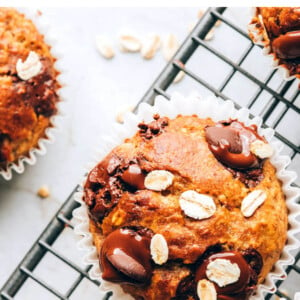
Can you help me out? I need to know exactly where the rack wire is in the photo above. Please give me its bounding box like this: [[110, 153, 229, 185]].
[[1, 7, 299, 300]]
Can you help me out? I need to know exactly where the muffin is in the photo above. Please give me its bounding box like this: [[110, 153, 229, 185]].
[[80, 98, 290, 300], [248, 7, 300, 79], [0, 8, 60, 172]]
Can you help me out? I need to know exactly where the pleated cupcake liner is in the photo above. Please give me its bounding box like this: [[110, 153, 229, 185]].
[[73, 92, 300, 299]]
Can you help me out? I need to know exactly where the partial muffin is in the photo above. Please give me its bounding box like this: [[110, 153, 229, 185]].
[[248, 7, 300, 79], [0, 8, 60, 171], [82, 111, 287, 300]]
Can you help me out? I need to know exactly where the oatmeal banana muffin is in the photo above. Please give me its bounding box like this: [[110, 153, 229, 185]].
[[249, 7, 300, 78], [0, 8, 60, 170], [83, 114, 287, 300]]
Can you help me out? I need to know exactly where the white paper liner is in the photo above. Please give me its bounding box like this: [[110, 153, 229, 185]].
[[248, 10, 299, 82], [73, 92, 300, 300], [0, 8, 67, 180]]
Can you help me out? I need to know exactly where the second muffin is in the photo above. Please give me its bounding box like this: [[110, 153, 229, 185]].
[[0, 8, 61, 173]]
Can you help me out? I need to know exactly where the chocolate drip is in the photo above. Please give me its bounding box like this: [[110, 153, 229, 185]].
[[205, 120, 265, 187], [100, 227, 153, 285], [272, 30, 300, 59], [83, 155, 146, 222]]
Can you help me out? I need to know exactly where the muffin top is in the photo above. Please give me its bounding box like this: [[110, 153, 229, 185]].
[[83, 114, 287, 300], [0, 8, 60, 169], [250, 7, 300, 77]]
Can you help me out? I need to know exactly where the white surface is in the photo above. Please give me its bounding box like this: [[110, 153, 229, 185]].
[[0, 7, 299, 299]]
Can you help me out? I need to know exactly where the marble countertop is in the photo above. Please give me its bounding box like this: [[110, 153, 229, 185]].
[[0, 7, 299, 299]]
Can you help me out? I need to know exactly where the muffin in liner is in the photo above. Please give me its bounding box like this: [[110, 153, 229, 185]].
[[73, 92, 300, 299], [248, 7, 300, 81], [0, 8, 66, 180]]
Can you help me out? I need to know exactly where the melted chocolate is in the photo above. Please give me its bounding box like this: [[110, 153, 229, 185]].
[[100, 227, 153, 284], [175, 246, 261, 300], [195, 252, 252, 296], [205, 120, 265, 187], [84, 156, 146, 222], [83, 159, 120, 222], [272, 30, 300, 59], [242, 248, 263, 277], [138, 114, 169, 139]]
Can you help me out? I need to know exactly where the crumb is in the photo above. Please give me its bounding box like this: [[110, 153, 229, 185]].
[[37, 185, 50, 198]]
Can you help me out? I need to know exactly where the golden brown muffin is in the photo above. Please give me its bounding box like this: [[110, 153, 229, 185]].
[[83, 114, 287, 300], [0, 8, 60, 170], [249, 7, 300, 78]]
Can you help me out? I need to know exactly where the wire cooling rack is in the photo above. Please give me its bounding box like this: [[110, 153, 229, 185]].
[[1, 7, 300, 300]]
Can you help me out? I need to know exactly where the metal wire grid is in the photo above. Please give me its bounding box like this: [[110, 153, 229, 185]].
[[1, 6, 300, 300]]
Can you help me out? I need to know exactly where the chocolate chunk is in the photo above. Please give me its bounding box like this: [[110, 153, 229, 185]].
[[100, 227, 153, 285], [107, 249, 147, 283], [83, 161, 120, 222], [272, 30, 300, 59], [242, 248, 263, 276], [205, 120, 266, 187], [205, 126, 242, 154], [121, 164, 145, 190], [195, 251, 253, 296]]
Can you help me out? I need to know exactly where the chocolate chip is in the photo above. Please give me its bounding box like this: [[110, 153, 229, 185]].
[[107, 249, 147, 283], [138, 115, 169, 139]]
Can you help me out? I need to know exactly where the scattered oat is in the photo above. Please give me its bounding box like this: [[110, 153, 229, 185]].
[[150, 233, 168, 265], [141, 34, 161, 59], [188, 21, 197, 33], [250, 140, 273, 159], [144, 170, 174, 191], [197, 10, 204, 19], [16, 51, 42, 80], [205, 28, 215, 41], [215, 20, 222, 27], [241, 189, 266, 217], [115, 105, 134, 123], [119, 32, 141, 52], [206, 258, 240, 287], [179, 190, 216, 220], [197, 279, 217, 300], [162, 33, 179, 61], [37, 185, 50, 198], [95, 35, 115, 59], [173, 70, 185, 83]]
